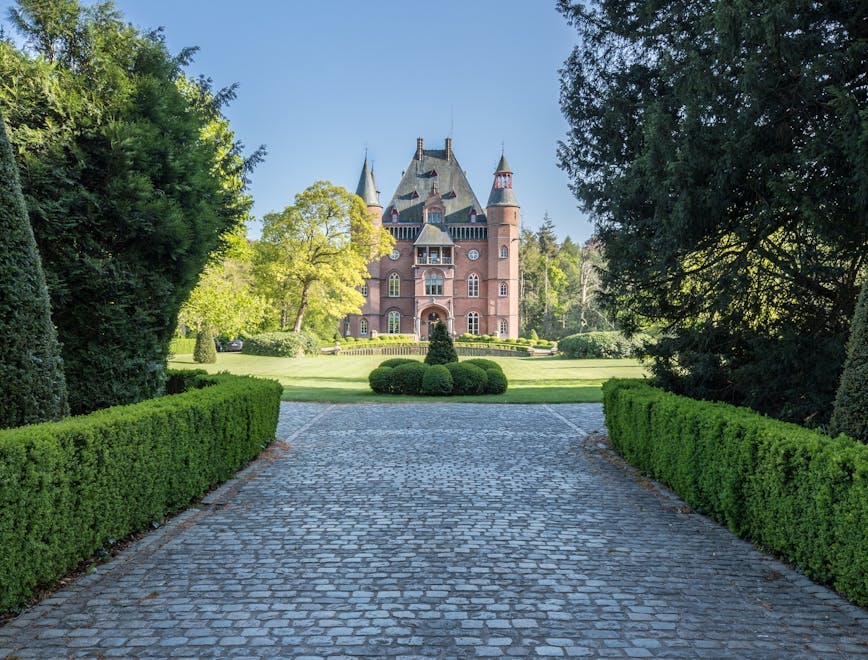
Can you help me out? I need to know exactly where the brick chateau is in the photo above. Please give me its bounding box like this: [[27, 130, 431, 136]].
[[345, 137, 519, 340]]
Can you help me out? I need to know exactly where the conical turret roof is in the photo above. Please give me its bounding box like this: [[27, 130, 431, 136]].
[[494, 152, 512, 174], [355, 158, 380, 207]]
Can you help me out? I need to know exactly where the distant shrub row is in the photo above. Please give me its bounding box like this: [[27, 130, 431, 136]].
[[369, 358, 508, 396], [603, 379, 868, 606], [0, 371, 282, 613], [456, 333, 555, 349], [243, 331, 320, 357], [558, 331, 651, 358]]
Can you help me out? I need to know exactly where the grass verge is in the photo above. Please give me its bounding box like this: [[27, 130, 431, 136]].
[[168, 354, 646, 403]]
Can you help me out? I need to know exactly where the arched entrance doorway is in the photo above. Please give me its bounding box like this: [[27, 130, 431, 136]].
[[419, 305, 450, 340]]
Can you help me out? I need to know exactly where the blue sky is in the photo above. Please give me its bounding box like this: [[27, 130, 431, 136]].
[[14, 1, 592, 242]]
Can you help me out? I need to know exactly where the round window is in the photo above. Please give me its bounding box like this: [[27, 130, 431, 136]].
[[389, 248, 400, 261], [467, 249, 480, 261]]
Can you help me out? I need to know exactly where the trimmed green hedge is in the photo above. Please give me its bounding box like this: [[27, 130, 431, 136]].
[[603, 379, 868, 605], [169, 337, 197, 354], [0, 371, 282, 613], [243, 331, 320, 357], [559, 331, 651, 358], [367, 358, 508, 396]]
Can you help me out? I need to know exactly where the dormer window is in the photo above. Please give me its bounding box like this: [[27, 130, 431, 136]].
[[391, 208, 399, 223], [470, 209, 477, 223], [428, 210, 442, 224]]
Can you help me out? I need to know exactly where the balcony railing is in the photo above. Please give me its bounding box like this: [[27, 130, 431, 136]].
[[416, 256, 453, 265]]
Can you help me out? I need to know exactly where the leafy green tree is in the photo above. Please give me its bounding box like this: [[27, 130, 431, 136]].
[[829, 278, 868, 442], [0, 111, 67, 428], [558, 0, 867, 424], [0, 0, 258, 413], [425, 322, 458, 365], [179, 230, 267, 339], [255, 181, 393, 333]]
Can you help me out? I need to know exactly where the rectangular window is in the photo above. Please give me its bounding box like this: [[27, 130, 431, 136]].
[[425, 275, 444, 296]]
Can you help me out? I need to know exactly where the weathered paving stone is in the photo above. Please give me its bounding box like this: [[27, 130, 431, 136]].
[[0, 402, 866, 658]]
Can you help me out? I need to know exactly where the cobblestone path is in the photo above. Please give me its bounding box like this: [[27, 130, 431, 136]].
[[1, 403, 866, 658]]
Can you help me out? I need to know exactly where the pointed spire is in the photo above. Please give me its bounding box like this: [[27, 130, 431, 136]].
[[355, 157, 381, 207], [487, 151, 518, 208], [494, 152, 512, 174]]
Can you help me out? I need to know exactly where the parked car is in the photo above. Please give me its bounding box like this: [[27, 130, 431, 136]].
[[224, 338, 244, 352]]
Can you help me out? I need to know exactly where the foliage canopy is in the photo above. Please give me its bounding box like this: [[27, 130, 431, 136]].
[[558, 0, 867, 424], [0, 0, 259, 413]]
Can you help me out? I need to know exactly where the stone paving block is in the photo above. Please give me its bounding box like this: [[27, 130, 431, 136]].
[[0, 402, 865, 658]]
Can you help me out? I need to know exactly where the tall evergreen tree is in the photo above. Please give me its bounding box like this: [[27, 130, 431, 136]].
[[1, 0, 259, 413], [424, 322, 458, 365], [829, 278, 868, 442], [558, 0, 867, 424], [0, 112, 67, 428]]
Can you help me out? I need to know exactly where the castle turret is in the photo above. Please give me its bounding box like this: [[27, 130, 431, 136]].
[[356, 157, 382, 216], [486, 151, 519, 338], [353, 156, 384, 336]]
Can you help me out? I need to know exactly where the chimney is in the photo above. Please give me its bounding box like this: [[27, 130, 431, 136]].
[[445, 137, 452, 160], [416, 137, 424, 161]]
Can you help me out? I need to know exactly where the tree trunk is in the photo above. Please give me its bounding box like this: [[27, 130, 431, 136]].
[[293, 282, 311, 333]]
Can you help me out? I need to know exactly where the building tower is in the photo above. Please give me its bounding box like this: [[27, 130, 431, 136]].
[[355, 158, 383, 335], [485, 153, 520, 338]]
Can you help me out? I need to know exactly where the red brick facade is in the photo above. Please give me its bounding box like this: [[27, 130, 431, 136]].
[[346, 138, 519, 340]]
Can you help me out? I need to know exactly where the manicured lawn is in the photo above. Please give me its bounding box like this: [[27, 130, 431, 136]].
[[168, 353, 646, 403]]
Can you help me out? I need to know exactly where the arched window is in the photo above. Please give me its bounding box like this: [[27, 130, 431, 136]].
[[499, 319, 507, 336], [467, 311, 479, 335], [499, 282, 508, 297], [470, 209, 477, 223], [428, 210, 442, 224], [500, 245, 508, 259], [388, 272, 400, 297], [344, 318, 351, 336], [360, 318, 368, 336], [360, 282, 368, 297], [391, 208, 399, 223], [425, 271, 444, 296], [388, 311, 401, 334], [467, 273, 479, 298]]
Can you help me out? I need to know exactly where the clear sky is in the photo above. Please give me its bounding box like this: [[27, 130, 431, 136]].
[[14, 1, 592, 242]]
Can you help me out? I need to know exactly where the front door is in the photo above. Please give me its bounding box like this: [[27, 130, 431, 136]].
[[426, 311, 441, 339]]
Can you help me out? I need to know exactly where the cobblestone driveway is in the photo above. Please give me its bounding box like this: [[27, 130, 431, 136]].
[[1, 403, 866, 658]]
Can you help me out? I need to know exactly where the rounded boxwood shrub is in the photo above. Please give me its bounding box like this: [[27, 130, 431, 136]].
[[393, 362, 427, 395], [368, 367, 394, 394], [380, 358, 420, 369], [446, 362, 487, 395], [485, 369, 508, 394], [462, 358, 503, 374], [421, 364, 453, 395]]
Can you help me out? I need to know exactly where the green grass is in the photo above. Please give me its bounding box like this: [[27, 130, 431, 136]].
[[168, 353, 646, 404]]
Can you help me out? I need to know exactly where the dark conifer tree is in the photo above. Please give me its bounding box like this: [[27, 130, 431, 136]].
[[0, 113, 68, 428], [829, 278, 867, 442], [193, 326, 217, 364], [425, 322, 458, 365]]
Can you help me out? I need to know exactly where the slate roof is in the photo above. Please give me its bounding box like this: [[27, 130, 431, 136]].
[[413, 222, 455, 247], [355, 159, 380, 207], [487, 186, 519, 207], [495, 153, 512, 173], [384, 147, 486, 224]]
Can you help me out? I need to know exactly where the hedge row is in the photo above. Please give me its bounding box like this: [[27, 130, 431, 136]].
[[369, 358, 507, 396], [603, 379, 868, 606], [558, 331, 651, 358], [0, 371, 282, 613], [243, 331, 320, 357], [169, 336, 197, 355]]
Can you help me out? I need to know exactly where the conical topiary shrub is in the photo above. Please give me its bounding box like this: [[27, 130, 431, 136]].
[[425, 322, 458, 365], [0, 113, 68, 429], [193, 326, 217, 364], [829, 278, 867, 442]]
